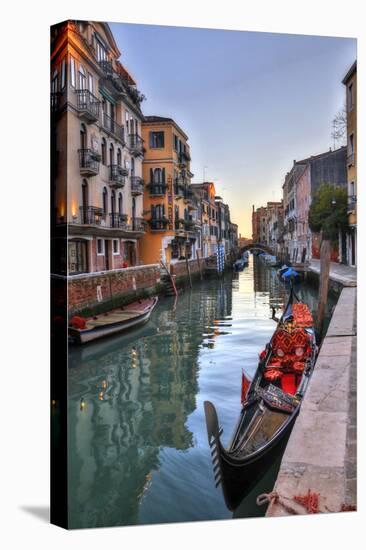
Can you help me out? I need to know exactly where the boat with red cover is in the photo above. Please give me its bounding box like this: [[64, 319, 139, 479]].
[[204, 287, 318, 511], [68, 296, 158, 344]]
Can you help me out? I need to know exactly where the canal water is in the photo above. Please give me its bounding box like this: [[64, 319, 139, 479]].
[[68, 256, 337, 529]]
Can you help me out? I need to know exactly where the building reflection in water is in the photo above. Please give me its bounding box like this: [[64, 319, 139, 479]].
[[67, 279, 233, 528]]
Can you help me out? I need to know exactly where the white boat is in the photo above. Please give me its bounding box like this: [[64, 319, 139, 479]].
[[68, 296, 158, 344]]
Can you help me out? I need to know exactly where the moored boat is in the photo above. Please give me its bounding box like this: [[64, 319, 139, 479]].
[[204, 286, 317, 511], [68, 296, 158, 344]]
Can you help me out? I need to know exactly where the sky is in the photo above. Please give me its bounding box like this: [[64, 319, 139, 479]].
[[109, 22, 356, 236]]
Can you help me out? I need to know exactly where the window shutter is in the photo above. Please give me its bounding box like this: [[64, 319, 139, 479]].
[[149, 132, 154, 148]]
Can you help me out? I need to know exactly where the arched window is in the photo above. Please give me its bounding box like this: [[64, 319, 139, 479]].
[[102, 187, 108, 215], [78, 64, 86, 90], [101, 138, 106, 165], [81, 180, 89, 223], [80, 124, 87, 149], [109, 143, 114, 166], [111, 190, 116, 214], [118, 193, 123, 214], [117, 148, 122, 166]]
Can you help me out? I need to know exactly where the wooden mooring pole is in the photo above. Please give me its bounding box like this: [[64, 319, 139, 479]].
[[185, 257, 192, 289], [196, 250, 203, 281], [316, 238, 331, 336]]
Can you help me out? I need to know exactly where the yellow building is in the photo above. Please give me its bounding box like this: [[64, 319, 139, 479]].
[[140, 116, 197, 265], [342, 61, 357, 266]]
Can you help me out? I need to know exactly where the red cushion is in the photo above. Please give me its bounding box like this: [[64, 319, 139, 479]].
[[281, 373, 297, 395]]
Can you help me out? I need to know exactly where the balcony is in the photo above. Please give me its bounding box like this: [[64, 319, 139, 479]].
[[98, 59, 113, 76], [184, 220, 195, 232], [101, 112, 125, 144], [174, 219, 185, 232], [78, 149, 100, 176], [131, 217, 145, 232], [109, 212, 128, 228], [149, 218, 169, 231], [179, 150, 191, 162], [129, 134, 144, 156], [174, 179, 185, 198], [130, 176, 145, 195], [108, 165, 128, 188], [79, 206, 103, 225], [50, 92, 61, 113], [148, 183, 167, 196], [76, 89, 100, 122]]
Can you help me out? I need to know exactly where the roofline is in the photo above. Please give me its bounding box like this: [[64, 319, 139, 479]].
[[342, 60, 357, 84], [142, 116, 189, 141]]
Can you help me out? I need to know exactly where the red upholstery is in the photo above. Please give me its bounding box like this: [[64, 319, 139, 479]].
[[281, 374, 297, 395]]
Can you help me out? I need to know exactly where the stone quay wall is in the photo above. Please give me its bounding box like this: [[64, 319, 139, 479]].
[[170, 258, 202, 281], [68, 264, 161, 316], [266, 286, 357, 516]]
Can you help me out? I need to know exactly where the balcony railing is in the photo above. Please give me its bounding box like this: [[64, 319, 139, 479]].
[[76, 89, 100, 122], [98, 59, 113, 75], [184, 220, 195, 232], [109, 165, 127, 187], [78, 149, 100, 176], [174, 219, 185, 231], [101, 112, 125, 144], [79, 206, 103, 225], [174, 179, 185, 197], [130, 176, 144, 195], [109, 212, 128, 228], [129, 134, 144, 155], [149, 218, 169, 231], [148, 183, 167, 196], [131, 217, 145, 232]]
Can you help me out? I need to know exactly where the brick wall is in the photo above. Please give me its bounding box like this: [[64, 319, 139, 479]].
[[68, 264, 160, 314], [170, 258, 202, 278]]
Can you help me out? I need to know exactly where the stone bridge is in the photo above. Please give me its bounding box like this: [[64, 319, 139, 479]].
[[239, 243, 275, 256]]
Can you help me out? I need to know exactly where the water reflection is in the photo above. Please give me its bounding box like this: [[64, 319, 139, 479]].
[[68, 256, 337, 528]]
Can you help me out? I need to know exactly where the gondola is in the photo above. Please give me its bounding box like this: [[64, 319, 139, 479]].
[[68, 296, 158, 344], [204, 285, 318, 511]]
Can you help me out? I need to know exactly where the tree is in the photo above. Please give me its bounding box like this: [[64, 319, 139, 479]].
[[309, 183, 348, 335], [331, 106, 347, 148]]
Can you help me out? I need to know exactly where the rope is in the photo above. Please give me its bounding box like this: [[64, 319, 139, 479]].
[[256, 490, 320, 515]]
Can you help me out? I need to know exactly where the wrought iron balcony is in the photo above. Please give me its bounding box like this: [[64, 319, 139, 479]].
[[76, 89, 100, 122], [131, 217, 145, 232], [98, 59, 113, 75], [149, 218, 169, 231], [79, 206, 103, 225], [179, 150, 191, 162], [174, 179, 185, 198], [184, 220, 195, 232], [148, 183, 167, 196], [78, 149, 100, 176], [109, 212, 128, 228], [129, 134, 144, 156], [174, 219, 185, 231], [108, 165, 127, 188], [101, 112, 125, 144], [130, 176, 145, 195]]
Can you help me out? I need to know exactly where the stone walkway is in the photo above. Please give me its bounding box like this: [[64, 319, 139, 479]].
[[309, 259, 357, 287], [266, 286, 357, 516]]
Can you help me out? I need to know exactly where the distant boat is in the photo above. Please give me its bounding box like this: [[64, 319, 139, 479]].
[[233, 259, 246, 271], [204, 286, 317, 510], [69, 296, 158, 344]]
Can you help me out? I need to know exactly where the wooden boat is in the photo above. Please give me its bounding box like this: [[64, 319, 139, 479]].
[[68, 296, 158, 344], [204, 287, 318, 511]]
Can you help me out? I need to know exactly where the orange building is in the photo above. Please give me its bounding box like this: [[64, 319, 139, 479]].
[[140, 116, 197, 265]]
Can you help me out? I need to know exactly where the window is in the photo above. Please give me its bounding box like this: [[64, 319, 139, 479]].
[[111, 190, 116, 214], [348, 83, 354, 111], [51, 69, 58, 93], [97, 238, 104, 255], [78, 64, 86, 90], [88, 73, 93, 93], [101, 138, 106, 165], [61, 58, 66, 89], [112, 239, 120, 255], [118, 193, 123, 214], [117, 148, 122, 166], [95, 36, 107, 61], [109, 143, 114, 166], [149, 131, 165, 148], [80, 124, 87, 149], [102, 187, 108, 215], [70, 56, 76, 87], [153, 168, 165, 184], [173, 134, 178, 151], [349, 133, 354, 154], [125, 111, 129, 133], [68, 240, 88, 274]]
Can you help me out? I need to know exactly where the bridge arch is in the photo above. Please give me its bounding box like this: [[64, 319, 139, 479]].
[[239, 243, 274, 255]]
